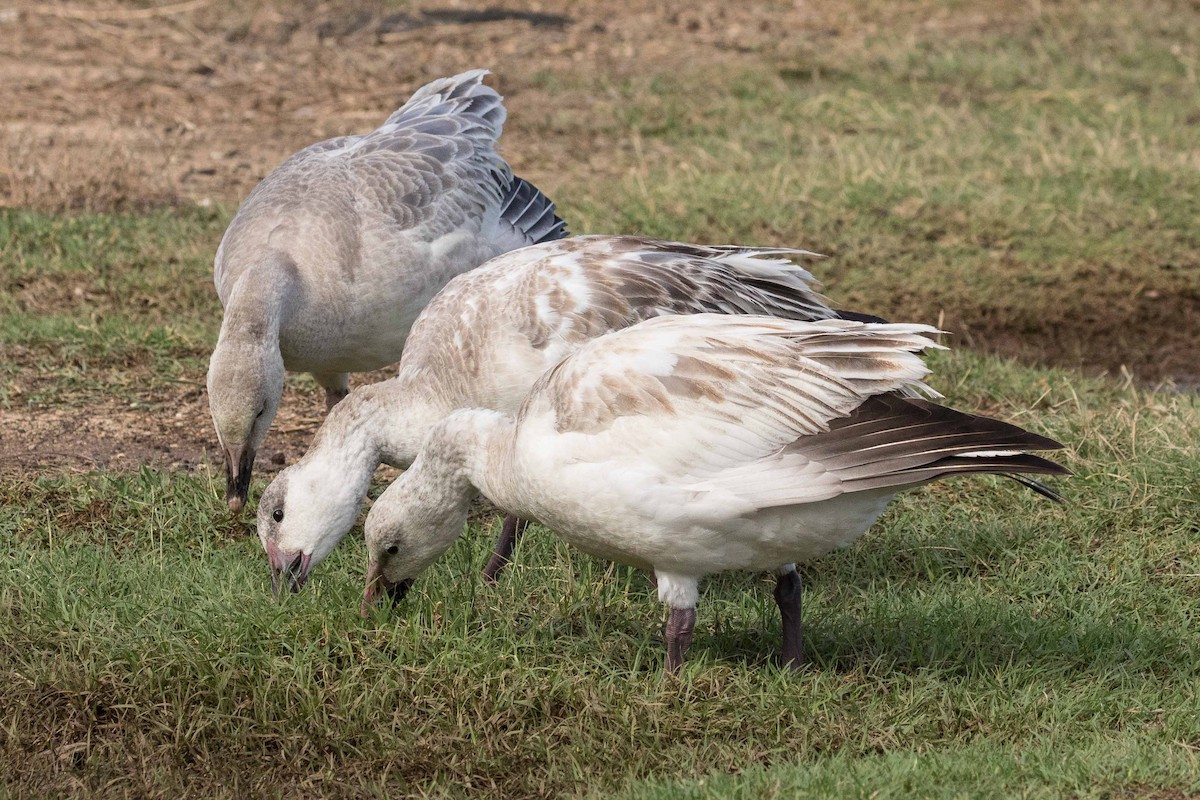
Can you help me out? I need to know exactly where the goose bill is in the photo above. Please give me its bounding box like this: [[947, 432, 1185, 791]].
[[224, 447, 256, 513], [268, 548, 313, 597], [361, 561, 412, 616]]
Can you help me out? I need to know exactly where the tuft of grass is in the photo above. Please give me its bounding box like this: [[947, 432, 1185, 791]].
[[605, 735, 1200, 800]]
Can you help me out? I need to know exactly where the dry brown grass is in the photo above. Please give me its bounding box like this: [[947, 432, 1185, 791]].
[[0, 0, 1051, 212]]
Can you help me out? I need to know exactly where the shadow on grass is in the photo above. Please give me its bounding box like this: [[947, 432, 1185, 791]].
[[701, 595, 1192, 679]]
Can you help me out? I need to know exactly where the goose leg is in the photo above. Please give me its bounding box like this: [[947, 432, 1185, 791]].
[[664, 607, 697, 675], [313, 372, 350, 413], [774, 564, 804, 670], [482, 515, 528, 583], [656, 573, 700, 675]]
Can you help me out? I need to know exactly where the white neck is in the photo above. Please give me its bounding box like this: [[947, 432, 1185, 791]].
[[366, 408, 520, 580], [436, 408, 520, 513], [307, 376, 456, 473]]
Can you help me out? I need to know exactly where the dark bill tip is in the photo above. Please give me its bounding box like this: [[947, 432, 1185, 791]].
[[268, 549, 311, 599], [361, 564, 413, 618], [224, 448, 256, 513], [387, 579, 414, 606]]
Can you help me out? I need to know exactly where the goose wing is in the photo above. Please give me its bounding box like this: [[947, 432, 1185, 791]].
[[692, 392, 1068, 508], [521, 315, 941, 472], [215, 71, 511, 293], [395, 237, 831, 402], [521, 315, 1064, 513], [327, 69, 510, 240], [509, 236, 836, 352]]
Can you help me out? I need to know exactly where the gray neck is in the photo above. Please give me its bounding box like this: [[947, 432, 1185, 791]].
[[218, 252, 301, 349]]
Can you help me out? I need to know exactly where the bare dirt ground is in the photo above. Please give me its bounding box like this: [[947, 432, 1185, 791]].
[[0, 376, 326, 475], [1, 0, 1193, 480], [2, 0, 1037, 210], [1, 0, 883, 210]]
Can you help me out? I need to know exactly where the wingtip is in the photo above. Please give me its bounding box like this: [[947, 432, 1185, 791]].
[[1004, 471, 1070, 504], [500, 175, 569, 244]]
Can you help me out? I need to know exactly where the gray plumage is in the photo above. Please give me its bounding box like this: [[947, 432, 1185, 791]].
[[207, 69, 565, 512]]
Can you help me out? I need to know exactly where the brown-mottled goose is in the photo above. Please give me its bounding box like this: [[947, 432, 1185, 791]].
[[257, 235, 865, 595], [359, 315, 1068, 674], [207, 69, 566, 513]]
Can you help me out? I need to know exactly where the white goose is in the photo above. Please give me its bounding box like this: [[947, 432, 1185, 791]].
[[360, 315, 1068, 674], [207, 70, 565, 513], [257, 235, 867, 595]]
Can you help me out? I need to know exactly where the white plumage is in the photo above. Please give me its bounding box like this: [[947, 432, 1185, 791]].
[[360, 315, 1068, 674], [257, 235, 842, 592]]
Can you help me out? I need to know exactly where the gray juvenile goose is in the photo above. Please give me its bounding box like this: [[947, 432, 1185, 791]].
[[207, 69, 565, 512]]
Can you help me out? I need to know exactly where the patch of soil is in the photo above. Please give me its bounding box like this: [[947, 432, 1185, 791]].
[[936, 282, 1200, 394], [0, 377, 332, 479], [0, 0, 865, 210], [1, 0, 1041, 209]]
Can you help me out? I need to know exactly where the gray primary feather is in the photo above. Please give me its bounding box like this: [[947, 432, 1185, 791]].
[[498, 176, 568, 244]]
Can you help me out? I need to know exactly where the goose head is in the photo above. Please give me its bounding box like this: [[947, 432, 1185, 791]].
[[207, 338, 285, 513], [359, 447, 476, 617], [257, 459, 367, 596]]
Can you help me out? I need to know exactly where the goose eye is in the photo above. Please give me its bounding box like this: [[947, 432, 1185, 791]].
[[272, 508, 284, 523], [255, 405, 266, 419], [386, 545, 399, 555]]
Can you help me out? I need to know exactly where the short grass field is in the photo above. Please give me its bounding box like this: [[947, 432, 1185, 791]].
[[3, 1, 1200, 797]]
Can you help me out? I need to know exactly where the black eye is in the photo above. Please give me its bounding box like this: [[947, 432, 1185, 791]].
[[255, 406, 266, 419], [272, 508, 284, 523], [386, 545, 399, 555]]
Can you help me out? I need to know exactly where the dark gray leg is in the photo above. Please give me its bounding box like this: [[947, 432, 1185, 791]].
[[313, 372, 350, 413], [482, 515, 528, 583], [664, 606, 697, 675], [774, 567, 804, 670], [323, 386, 349, 413]]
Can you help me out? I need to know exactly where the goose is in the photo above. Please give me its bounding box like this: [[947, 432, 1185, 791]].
[[207, 69, 566, 513], [359, 315, 1069, 674], [257, 235, 875, 595]]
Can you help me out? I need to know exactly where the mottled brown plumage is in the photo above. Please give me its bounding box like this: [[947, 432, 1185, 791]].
[[360, 315, 1069, 674]]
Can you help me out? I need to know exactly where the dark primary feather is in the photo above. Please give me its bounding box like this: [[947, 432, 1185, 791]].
[[793, 394, 1070, 497], [834, 308, 891, 324], [499, 176, 568, 244], [597, 240, 834, 322]]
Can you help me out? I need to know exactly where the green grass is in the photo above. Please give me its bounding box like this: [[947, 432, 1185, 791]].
[[3, 353, 1199, 797], [609, 736, 1200, 799], [0, 209, 225, 406], [5, 0, 1200, 796]]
